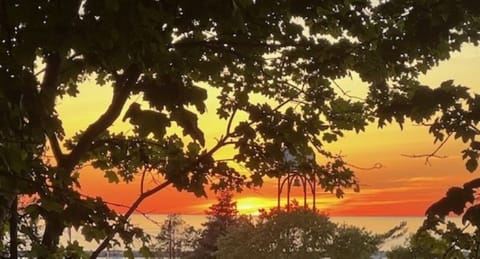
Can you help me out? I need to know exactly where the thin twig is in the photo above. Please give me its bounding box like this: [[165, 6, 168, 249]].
[[411, 122, 434, 127], [225, 107, 237, 137], [148, 171, 162, 186], [259, 66, 306, 94], [79, 193, 163, 227], [401, 133, 452, 165], [346, 162, 383, 170], [331, 80, 365, 101]]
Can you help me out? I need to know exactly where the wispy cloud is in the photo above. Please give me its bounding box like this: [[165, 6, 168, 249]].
[[390, 176, 449, 183], [340, 198, 430, 207]]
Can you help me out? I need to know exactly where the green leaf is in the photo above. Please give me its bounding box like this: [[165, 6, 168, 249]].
[[123, 103, 170, 139], [471, 141, 480, 150], [171, 108, 205, 145], [323, 132, 338, 143], [104, 170, 119, 183], [466, 158, 478, 173]]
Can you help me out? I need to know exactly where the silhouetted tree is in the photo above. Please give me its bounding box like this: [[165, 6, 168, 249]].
[[191, 192, 238, 259], [153, 214, 200, 259], [328, 224, 386, 259], [216, 205, 405, 259], [1, 0, 480, 257], [387, 231, 463, 259], [400, 178, 480, 258]]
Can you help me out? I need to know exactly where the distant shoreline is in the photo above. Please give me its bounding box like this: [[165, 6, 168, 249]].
[[59, 215, 465, 252]]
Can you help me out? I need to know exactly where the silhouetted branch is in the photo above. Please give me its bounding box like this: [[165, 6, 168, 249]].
[[331, 80, 365, 101], [411, 122, 434, 127], [225, 108, 237, 137], [140, 167, 148, 195], [90, 179, 171, 258], [63, 65, 140, 173], [79, 193, 163, 227], [346, 162, 383, 170], [329, 152, 383, 171], [401, 133, 452, 165]]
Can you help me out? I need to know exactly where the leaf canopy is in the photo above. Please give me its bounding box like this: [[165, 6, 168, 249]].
[[1, 0, 480, 256]]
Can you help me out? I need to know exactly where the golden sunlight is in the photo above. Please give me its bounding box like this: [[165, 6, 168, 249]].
[[235, 197, 278, 215]]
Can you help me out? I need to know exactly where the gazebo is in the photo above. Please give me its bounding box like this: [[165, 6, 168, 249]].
[[277, 148, 317, 210]]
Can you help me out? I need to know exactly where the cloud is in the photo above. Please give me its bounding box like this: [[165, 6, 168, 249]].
[[341, 198, 430, 207], [390, 176, 449, 183]]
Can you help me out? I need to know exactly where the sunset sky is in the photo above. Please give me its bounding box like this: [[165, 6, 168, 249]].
[[57, 44, 480, 216]]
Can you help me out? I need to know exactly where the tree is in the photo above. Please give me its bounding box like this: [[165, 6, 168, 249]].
[[328, 224, 386, 259], [216, 205, 405, 259], [396, 178, 480, 258], [1, 0, 480, 257], [191, 192, 239, 259], [153, 214, 200, 259], [387, 231, 463, 259]]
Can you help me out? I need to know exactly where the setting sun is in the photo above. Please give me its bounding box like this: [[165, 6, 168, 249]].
[[235, 197, 276, 215]]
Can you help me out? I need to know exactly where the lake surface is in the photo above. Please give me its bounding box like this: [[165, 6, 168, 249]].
[[65, 214, 464, 252]]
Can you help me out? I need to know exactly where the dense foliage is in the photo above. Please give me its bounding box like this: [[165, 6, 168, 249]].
[[391, 178, 480, 258], [216, 205, 405, 259], [387, 230, 466, 259], [152, 214, 200, 258], [1, 0, 480, 257], [191, 192, 239, 259]]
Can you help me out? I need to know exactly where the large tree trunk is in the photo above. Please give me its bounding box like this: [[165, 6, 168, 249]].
[[8, 196, 17, 259], [40, 214, 64, 258]]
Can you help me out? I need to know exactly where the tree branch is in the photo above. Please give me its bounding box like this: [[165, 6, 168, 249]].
[[90, 180, 171, 258], [401, 133, 452, 165], [34, 52, 65, 164], [175, 37, 308, 98], [40, 53, 62, 105], [331, 80, 365, 101], [62, 65, 140, 172], [346, 162, 383, 170], [47, 135, 64, 164], [140, 167, 147, 195], [90, 89, 301, 257], [79, 193, 163, 227], [225, 108, 237, 137]]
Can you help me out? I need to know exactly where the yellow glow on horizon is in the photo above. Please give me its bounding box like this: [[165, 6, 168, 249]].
[[235, 197, 278, 215]]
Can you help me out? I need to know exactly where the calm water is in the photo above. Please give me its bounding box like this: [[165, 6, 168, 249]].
[[63, 215, 464, 252]]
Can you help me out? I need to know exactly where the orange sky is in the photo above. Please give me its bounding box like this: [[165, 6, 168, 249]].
[[57, 44, 480, 216]]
